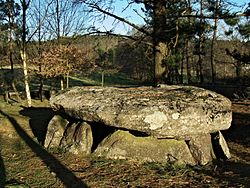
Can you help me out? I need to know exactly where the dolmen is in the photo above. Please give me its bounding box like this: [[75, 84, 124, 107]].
[[45, 85, 232, 165]]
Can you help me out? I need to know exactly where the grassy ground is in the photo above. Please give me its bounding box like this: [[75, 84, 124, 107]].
[[0, 97, 250, 188]]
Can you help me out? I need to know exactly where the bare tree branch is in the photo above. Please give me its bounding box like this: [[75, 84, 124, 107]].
[[76, 0, 152, 37]]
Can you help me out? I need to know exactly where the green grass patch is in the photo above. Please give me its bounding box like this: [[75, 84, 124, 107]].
[[87, 72, 141, 86]]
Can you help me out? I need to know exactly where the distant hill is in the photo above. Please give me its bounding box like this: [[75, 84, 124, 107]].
[[1, 35, 249, 85]]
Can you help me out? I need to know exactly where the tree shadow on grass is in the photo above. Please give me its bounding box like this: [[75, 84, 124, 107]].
[[0, 150, 6, 187], [19, 106, 55, 146], [193, 160, 250, 187], [0, 110, 88, 188]]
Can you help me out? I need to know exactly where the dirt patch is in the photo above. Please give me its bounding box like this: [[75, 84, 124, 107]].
[[0, 99, 250, 187]]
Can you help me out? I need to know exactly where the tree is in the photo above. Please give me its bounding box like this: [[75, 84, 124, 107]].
[[45, 0, 87, 40], [133, 0, 189, 84], [225, 45, 250, 79], [20, 0, 32, 107], [30, 44, 97, 85], [31, 0, 44, 101], [44, 0, 88, 90], [196, 0, 205, 83], [208, 0, 222, 83], [94, 43, 118, 87], [0, 0, 21, 102], [0, 0, 21, 71], [238, 3, 250, 41], [204, 0, 248, 83], [183, 0, 192, 84], [115, 39, 153, 81], [75, 0, 188, 85], [223, 3, 250, 80]]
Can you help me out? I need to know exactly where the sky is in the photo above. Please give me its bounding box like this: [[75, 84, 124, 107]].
[[97, 0, 250, 35], [96, 0, 145, 35]]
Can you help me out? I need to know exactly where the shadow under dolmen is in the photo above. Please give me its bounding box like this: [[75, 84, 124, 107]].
[[19, 106, 55, 145]]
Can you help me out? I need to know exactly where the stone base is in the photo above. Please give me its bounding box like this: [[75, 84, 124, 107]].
[[44, 115, 231, 165], [94, 130, 196, 165], [46, 85, 232, 165]]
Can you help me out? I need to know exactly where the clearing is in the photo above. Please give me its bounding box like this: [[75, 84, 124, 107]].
[[0, 97, 249, 188]]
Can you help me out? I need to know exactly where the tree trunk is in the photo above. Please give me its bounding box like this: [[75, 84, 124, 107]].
[[66, 74, 69, 89], [186, 40, 191, 84], [180, 48, 185, 84], [197, 0, 204, 84], [6, 0, 14, 72], [56, 0, 64, 90], [21, 0, 32, 107], [56, 0, 60, 40], [101, 71, 105, 87], [6, 0, 21, 102], [236, 61, 242, 78], [60, 77, 64, 90], [210, 0, 220, 84], [38, 68, 43, 102], [154, 42, 168, 84], [152, 0, 167, 85], [38, 0, 44, 102], [210, 30, 217, 84], [185, 0, 192, 84], [9, 46, 14, 72], [38, 77, 43, 102], [21, 49, 32, 107]]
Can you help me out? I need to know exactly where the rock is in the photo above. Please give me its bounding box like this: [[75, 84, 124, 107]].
[[94, 130, 196, 165], [188, 134, 215, 165], [211, 131, 231, 160], [48, 86, 232, 165], [44, 115, 69, 148], [60, 122, 78, 149], [50, 86, 232, 138], [44, 116, 94, 155], [60, 122, 93, 155]]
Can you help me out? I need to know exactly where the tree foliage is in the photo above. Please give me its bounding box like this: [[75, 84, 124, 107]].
[[30, 44, 97, 78], [0, 0, 250, 101]]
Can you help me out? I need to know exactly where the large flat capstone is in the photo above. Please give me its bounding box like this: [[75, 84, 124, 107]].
[[50, 85, 232, 138]]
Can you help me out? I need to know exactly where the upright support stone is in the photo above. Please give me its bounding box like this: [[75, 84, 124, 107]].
[[60, 122, 93, 155], [60, 122, 79, 149], [188, 134, 215, 165], [44, 115, 69, 148], [94, 130, 196, 165], [74, 122, 93, 155], [211, 131, 231, 160]]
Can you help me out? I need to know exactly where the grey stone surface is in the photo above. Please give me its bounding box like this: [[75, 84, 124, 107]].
[[188, 134, 215, 165], [212, 131, 231, 160], [60, 122, 93, 155], [94, 130, 196, 165], [44, 115, 68, 148], [50, 85, 232, 138]]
